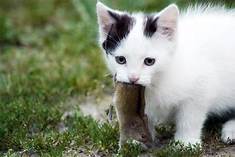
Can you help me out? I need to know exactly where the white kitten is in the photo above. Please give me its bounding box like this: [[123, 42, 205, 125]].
[[97, 2, 235, 145]]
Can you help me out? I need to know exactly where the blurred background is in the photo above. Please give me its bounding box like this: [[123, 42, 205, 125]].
[[0, 0, 234, 156]]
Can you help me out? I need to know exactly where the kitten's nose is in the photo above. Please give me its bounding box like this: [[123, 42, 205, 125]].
[[129, 76, 139, 83]]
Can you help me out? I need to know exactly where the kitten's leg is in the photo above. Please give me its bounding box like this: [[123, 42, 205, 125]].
[[221, 119, 235, 144], [174, 101, 208, 145]]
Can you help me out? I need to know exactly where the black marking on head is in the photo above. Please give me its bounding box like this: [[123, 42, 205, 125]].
[[144, 16, 159, 38], [102, 11, 133, 55], [203, 108, 235, 133], [108, 11, 120, 21]]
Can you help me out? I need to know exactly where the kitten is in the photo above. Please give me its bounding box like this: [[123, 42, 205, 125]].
[[96, 2, 235, 145]]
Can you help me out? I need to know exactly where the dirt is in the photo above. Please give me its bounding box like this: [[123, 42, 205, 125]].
[[79, 95, 113, 122], [204, 145, 235, 157]]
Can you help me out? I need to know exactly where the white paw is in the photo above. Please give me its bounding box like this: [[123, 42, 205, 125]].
[[221, 120, 235, 144], [174, 135, 201, 146]]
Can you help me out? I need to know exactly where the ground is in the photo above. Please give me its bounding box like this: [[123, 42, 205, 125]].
[[0, 0, 234, 156]]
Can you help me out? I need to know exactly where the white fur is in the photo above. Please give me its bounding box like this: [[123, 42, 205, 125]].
[[97, 3, 235, 145], [222, 120, 235, 144]]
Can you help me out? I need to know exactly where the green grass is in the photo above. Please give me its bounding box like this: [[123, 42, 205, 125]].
[[0, 0, 234, 156]]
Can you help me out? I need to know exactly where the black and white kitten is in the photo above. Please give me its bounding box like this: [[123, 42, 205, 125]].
[[97, 2, 235, 145]]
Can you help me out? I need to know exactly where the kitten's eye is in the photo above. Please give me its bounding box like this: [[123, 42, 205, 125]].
[[115, 56, 126, 64], [144, 58, 155, 66]]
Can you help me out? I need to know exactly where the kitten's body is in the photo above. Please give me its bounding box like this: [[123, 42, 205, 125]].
[[97, 3, 235, 145], [145, 8, 235, 143]]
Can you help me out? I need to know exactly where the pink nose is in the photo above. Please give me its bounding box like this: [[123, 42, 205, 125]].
[[129, 76, 139, 83]]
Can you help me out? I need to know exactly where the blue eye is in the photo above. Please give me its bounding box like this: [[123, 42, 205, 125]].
[[115, 56, 126, 64], [144, 57, 155, 66]]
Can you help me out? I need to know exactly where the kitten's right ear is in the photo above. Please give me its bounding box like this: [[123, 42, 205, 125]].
[[96, 2, 120, 40]]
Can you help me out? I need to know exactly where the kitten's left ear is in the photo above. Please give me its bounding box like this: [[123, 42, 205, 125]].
[[96, 2, 120, 40], [157, 4, 179, 37]]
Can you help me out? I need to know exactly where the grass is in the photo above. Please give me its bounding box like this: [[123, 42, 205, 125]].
[[0, 0, 234, 156]]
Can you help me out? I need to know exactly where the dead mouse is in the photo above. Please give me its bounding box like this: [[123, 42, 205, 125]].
[[113, 81, 153, 148]]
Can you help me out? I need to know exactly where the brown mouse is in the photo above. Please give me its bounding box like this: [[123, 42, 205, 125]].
[[113, 81, 153, 148]]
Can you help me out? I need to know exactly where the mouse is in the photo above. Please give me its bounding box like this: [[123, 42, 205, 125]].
[[113, 81, 153, 148]]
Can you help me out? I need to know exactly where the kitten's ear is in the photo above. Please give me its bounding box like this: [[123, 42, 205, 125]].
[[157, 4, 179, 37], [96, 2, 120, 39]]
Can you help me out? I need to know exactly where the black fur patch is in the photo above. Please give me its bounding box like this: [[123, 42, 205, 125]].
[[144, 16, 159, 37], [203, 108, 235, 132], [102, 11, 133, 54]]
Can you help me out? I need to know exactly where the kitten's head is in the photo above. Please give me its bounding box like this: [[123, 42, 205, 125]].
[[97, 2, 179, 86]]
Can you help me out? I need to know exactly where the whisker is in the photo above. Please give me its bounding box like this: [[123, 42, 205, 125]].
[[103, 32, 119, 44], [113, 32, 121, 42], [105, 24, 119, 42]]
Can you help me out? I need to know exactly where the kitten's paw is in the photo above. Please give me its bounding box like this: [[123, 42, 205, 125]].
[[174, 135, 201, 146], [221, 120, 235, 144]]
